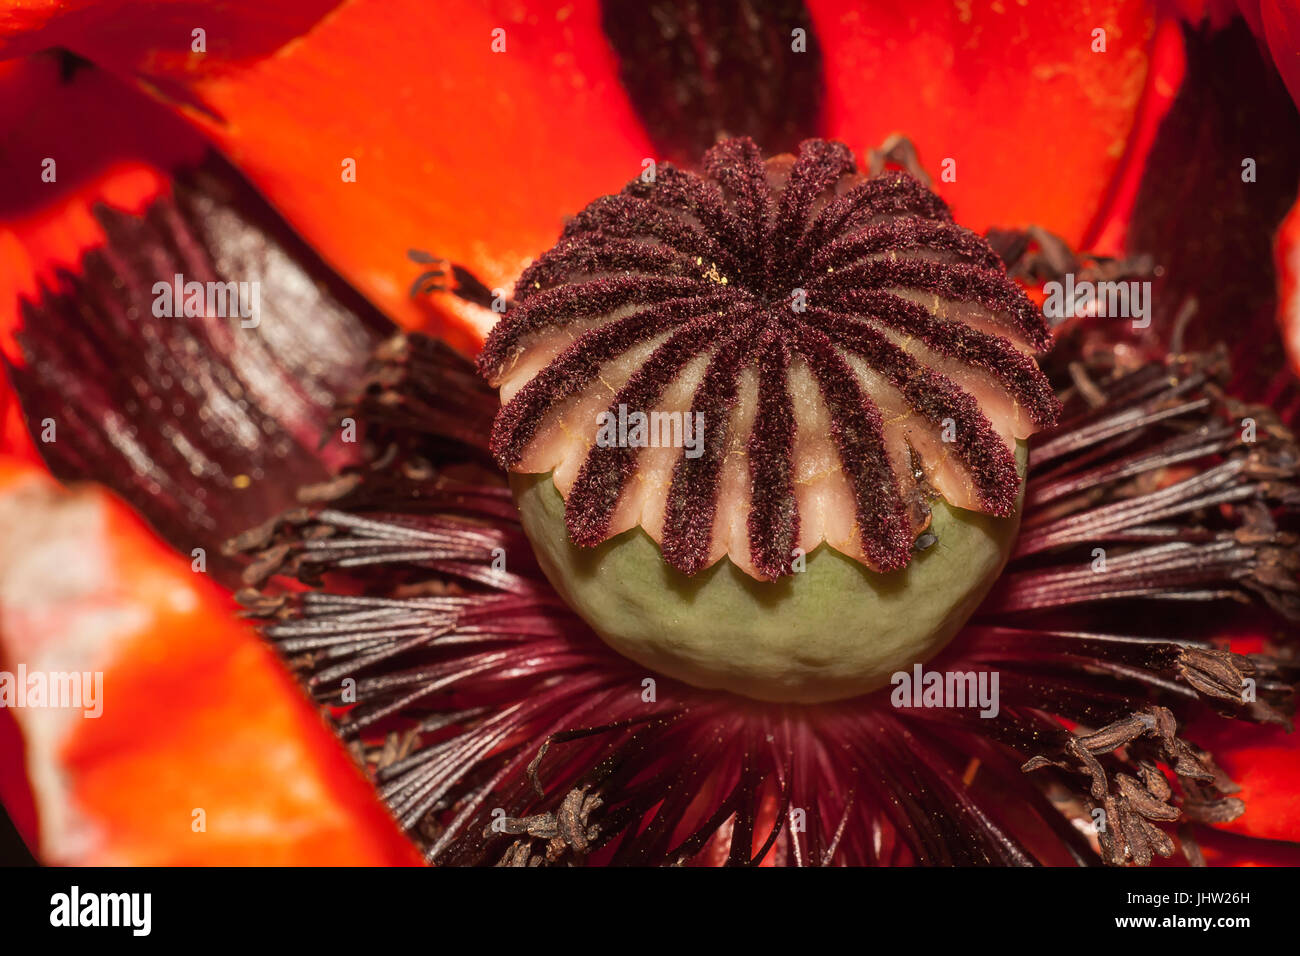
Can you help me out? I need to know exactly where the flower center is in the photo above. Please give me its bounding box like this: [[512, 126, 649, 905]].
[[476, 136, 1060, 701]]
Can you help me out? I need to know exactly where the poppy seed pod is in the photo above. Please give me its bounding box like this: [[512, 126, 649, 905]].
[[480, 138, 1057, 700]]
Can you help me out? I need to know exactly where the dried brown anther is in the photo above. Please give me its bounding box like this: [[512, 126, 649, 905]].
[[489, 785, 603, 867], [1021, 706, 1244, 866], [986, 223, 1157, 292]]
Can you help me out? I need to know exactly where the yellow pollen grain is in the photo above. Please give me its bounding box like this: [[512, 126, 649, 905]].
[[702, 262, 727, 285], [232, 474, 251, 489]]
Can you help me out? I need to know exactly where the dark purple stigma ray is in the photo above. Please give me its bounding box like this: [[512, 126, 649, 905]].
[[621, 162, 749, 255], [810, 309, 1021, 517], [478, 275, 724, 376], [703, 137, 774, 286], [809, 218, 1003, 274], [489, 296, 741, 468], [810, 257, 1052, 351], [785, 320, 915, 572], [796, 172, 954, 264], [514, 235, 708, 298], [829, 289, 1061, 428], [768, 139, 857, 290], [660, 317, 765, 575], [565, 312, 742, 546], [560, 193, 741, 279], [746, 339, 799, 580]]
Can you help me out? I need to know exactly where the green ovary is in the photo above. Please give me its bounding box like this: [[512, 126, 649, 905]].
[[511, 444, 1025, 704]]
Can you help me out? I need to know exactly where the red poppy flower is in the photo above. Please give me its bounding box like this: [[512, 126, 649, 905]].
[[1, 0, 1299, 867]]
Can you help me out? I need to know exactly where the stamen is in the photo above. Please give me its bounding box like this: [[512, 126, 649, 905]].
[[232, 340, 1299, 866], [984, 351, 1300, 620]]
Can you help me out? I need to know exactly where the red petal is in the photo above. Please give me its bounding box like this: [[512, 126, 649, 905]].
[[0, 366, 38, 466], [1262, 0, 1300, 107], [2, 58, 382, 567], [1188, 713, 1300, 845], [810, 0, 1157, 246], [0, 60, 419, 862], [0, 705, 36, 854], [4, 2, 657, 352], [0, 57, 203, 360], [1190, 824, 1300, 866], [0, 55, 203, 468], [1086, 18, 1186, 256], [1277, 190, 1300, 380], [0, 1, 342, 74], [0, 459, 422, 864]]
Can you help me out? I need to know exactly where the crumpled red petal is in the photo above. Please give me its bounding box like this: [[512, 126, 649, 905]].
[[0, 57, 413, 864], [0, 458, 422, 864]]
